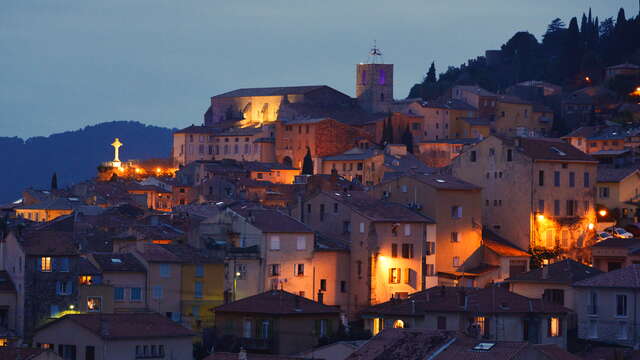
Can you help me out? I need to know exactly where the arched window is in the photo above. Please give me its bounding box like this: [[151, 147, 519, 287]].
[[393, 319, 404, 328], [379, 69, 386, 85], [283, 156, 293, 167]]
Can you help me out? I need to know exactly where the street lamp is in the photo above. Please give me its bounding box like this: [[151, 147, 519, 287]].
[[599, 209, 607, 217], [233, 271, 241, 302]]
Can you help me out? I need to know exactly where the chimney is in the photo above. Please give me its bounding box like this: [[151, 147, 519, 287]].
[[542, 265, 549, 280]]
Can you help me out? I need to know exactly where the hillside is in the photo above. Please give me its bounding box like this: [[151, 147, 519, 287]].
[[0, 121, 174, 203]]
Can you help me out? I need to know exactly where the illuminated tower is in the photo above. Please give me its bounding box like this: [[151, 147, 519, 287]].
[[356, 42, 394, 113]]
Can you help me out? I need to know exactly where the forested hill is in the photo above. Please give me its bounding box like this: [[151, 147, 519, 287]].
[[0, 121, 174, 203], [409, 7, 640, 99]]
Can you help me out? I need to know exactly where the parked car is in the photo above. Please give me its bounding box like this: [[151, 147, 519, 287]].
[[604, 227, 634, 238], [595, 232, 613, 242], [625, 224, 640, 237]]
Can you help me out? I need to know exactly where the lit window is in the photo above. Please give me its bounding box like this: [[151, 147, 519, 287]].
[[404, 224, 411, 236], [474, 316, 486, 336], [0, 338, 8, 346], [87, 297, 102, 312], [40, 257, 52, 272], [393, 319, 404, 328], [548, 317, 561, 337], [79, 276, 93, 285]]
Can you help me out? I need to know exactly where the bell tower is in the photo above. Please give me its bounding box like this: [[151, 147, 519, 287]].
[[356, 42, 393, 114]]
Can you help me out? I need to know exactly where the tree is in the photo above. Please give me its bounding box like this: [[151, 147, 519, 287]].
[[50, 172, 58, 190], [545, 18, 566, 34], [616, 8, 626, 28], [600, 17, 614, 38], [302, 147, 314, 175], [401, 125, 414, 154]]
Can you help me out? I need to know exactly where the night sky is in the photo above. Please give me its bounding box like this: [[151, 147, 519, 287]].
[[1, 0, 636, 138]]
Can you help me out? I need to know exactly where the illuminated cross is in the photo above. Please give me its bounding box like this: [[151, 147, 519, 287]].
[[111, 138, 123, 162]]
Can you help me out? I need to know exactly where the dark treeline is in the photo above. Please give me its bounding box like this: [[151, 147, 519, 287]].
[[409, 7, 640, 99]]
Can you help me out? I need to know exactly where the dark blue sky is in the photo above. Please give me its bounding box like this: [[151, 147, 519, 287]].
[[1, 1, 636, 138]]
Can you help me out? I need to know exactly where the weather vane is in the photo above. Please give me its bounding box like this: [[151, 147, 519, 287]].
[[368, 40, 384, 64]]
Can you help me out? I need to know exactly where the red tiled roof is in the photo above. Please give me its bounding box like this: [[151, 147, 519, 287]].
[[532, 344, 582, 360], [500, 136, 596, 162], [361, 286, 569, 316], [91, 253, 146, 272], [214, 290, 341, 315], [381, 173, 481, 191], [205, 353, 307, 360], [136, 243, 183, 263], [573, 264, 640, 288], [507, 259, 601, 284], [230, 206, 313, 234], [20, 231, 78, 256], [0, 348, 55, 360], [39, 313, 194, 340], [346, 328, 453, 360], [321, 191, 435, 223]]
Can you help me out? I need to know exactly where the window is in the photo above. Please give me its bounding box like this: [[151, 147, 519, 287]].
[[554, 171, 560, 187], [319, 204, 325, 221], [340, 281, 347, 293], [389, 268, 401, 284], [554, 200, 560, 216], [507, 149, 513, 161], [470, 151, 477, 162], [294, 264, 305, 276], [56, 280, 72, 295], [404, 268, 412, 284], [320, 279, 327, 291], [599, 187, 610, 198], [131, 287, 142, 302], [588, 320, 598, 339], [195, 281, 203, 298], [270, 236, 280, 250], [268, 264, 280, 277], [359, 222, 365, 233], [451, 232, 459, 243], [538, 170, 544, 186], [404, 224, 411, 236], [58, 257, 70, 272], [343, 221, 351, 234], [474, 316, 486, 336], [114, 287, 125, 301], [401, 185, 408, 193], [618, 321, 629, 340], [426, 241, 436, 255], [357, 261, 362, 277], [243, 319, 252, 338], [584, 172, 590, 187], [391, 244, 398, 258], [60, 345, 76, 360], [393, 319, 405, 328], [401, 244, 414, 258], [40, 257, 52, 272], [391, 223, 399, 237], [538, 200, 545, 213], [159, 264, 170, 278], [79, 276, 93, 285], [587, 291, 598, 315], [569, 172, 575, 187], [451, 206, 462, 219], [548, 317, 561, 337], [566, 200, 576, 216], [195, 264, 204, 277], [453, 256, 460, 267], [87, 297, 102, 312], [617, 294, 628, 316], [543, 289, 565, 306], [235, 264, 247, 279], [152, 286, 163, 299], [296, 236, 306, 250], [426, 263, 435, 276], [86, 346, 95, 360], [437, 316, 447, 330]]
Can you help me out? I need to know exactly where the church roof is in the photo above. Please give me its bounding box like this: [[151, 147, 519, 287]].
[[212, 85, 329, 98]]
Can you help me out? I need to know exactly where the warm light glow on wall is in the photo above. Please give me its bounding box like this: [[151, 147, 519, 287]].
[[536, 214, 545, 221]]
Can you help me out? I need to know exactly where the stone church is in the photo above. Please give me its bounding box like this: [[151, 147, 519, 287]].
[[173, 54, 397, 169]]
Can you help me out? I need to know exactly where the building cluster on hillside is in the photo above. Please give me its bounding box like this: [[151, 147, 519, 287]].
[[0, 49, 640, 359]]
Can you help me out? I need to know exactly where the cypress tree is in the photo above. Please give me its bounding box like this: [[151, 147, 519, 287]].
[[51, 172, 58, 190], [302, 147, 314, 175], [401, 125, 414, 154], [425, 62, 437, 83]]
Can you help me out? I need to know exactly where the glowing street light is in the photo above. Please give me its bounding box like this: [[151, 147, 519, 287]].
[[599, 209, 607, 217], [588, 223, 595, 230], [536, 214, 545, 221]]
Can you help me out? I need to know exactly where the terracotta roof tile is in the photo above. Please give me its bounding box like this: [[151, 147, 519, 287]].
[[321, 191, 434, 223], [0, 348, 55, 360], [214, 290, 340, 315], [501, 136, 596, 162], [597, 166, 640, 183], [39, 313, 194, 340], [482, 228, 530, 257], [205, 353, 307, 360], [506, 259, 601, 284], [230, 206, 313, 234], [91, 253, 146, 272], [20, 231, 78, 256], [573, 264, 640, 288], [345, 328, 453, 360]]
